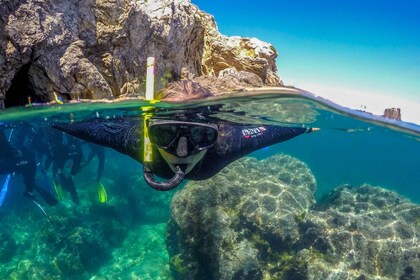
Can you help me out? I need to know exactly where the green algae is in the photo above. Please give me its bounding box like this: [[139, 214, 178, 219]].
[[170, 254, 188, 274]]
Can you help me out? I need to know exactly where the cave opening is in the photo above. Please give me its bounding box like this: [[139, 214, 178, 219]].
[[4, 64, 44, 108]]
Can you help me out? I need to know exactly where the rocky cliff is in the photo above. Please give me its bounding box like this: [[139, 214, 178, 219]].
[[0, 0, 280, 107]]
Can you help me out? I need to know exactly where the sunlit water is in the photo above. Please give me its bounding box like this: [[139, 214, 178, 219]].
[[0, 90, 419, 279]]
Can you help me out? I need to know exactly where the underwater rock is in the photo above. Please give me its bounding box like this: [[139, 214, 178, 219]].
[[34, 214, 115, 277], [167, 155, 420, 280], [167, 154, 316, 280], [302, 184, 420, 280], [0, 232, 17, 263], [0, 0, 280, 103], [96, 223, 171, 279]]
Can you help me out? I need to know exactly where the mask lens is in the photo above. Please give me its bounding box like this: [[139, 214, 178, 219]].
[[188, 126, 217, 148], [149, 122, 218, 150], [149, 125, 178, 148]]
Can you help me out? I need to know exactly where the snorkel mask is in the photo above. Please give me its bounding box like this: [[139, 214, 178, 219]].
[[143, 120, 218, 191]]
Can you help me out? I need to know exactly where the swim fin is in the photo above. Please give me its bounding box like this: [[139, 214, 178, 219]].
[[97, 182, 107, 203], [42, 173, 56, 195], [32, 200, 50, 219], [0, 174, 11, 206], [35, 171, 56, 197], [52, 181, 66, 201], [34, 186, 58, 206], [58, 174, 79, 204]]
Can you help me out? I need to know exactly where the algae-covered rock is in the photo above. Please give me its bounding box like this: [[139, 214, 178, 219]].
[[95, 223, 171, 280], [167, 155, 420, 280], [0, 232, 17, 263], [301, 185, 420, 280], [167, 154, 316, 279]]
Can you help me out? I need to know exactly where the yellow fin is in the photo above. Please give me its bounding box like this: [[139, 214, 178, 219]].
[[53, 181, 66, 200], [97, 182, 107, 203]]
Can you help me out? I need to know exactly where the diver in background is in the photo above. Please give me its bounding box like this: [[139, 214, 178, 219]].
[[47, 130, 84, 204], [85, 143, 105, 183], [54, 117, 319, 191], [27, 126, 54, 174], [0, 128, 58, 206], [84, 143, 108, 203]]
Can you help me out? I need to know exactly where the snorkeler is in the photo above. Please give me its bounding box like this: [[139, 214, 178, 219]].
[[53, 117, 319, 191], [0, 128, 58, 206]]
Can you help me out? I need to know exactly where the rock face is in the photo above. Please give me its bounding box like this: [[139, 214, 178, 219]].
[[0, 0, 280, 106], [167, 155, 420, 280]]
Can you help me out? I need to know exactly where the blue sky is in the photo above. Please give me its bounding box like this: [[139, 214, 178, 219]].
[[191, 0, 420, 122]]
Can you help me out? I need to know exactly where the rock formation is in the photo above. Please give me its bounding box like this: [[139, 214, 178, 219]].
[[167, 154, 317, 279], [302, 185, 419, 280], [167, 154, 420, 280], [0, 0, 280, 107], [383, 107, 402, 121]]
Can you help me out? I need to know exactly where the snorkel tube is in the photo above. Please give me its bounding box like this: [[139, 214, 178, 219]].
[[142, 57, 185, 191], [143, 163, 184, 191]]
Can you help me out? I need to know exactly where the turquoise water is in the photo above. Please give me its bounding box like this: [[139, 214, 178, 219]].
[[0, 91, 419, 279]]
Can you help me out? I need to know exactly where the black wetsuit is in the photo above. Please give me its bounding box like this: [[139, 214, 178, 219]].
[[49, 132, 84, 204], [53, 118, 309, 181], [0, 128, 59, 205]]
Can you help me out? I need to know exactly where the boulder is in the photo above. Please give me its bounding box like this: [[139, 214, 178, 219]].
[[0, 232, 17, 263], [302, 185, 420, 280], [167, 155, 420, 280], [167, 154, 317, 279]]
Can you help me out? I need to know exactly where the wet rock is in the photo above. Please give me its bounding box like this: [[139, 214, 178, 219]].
[[0, 0, 280, 104], [167, 154, 316, 279]]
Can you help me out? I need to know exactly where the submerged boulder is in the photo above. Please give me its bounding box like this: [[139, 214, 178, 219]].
[[167, 155, 420, 280], [167, 154, 317, 279], [302, 185, 420, 280], [0, 232, 17, 263]]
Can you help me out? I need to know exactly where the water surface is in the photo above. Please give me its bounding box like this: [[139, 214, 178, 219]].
[[0, 90, 418, 279]]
